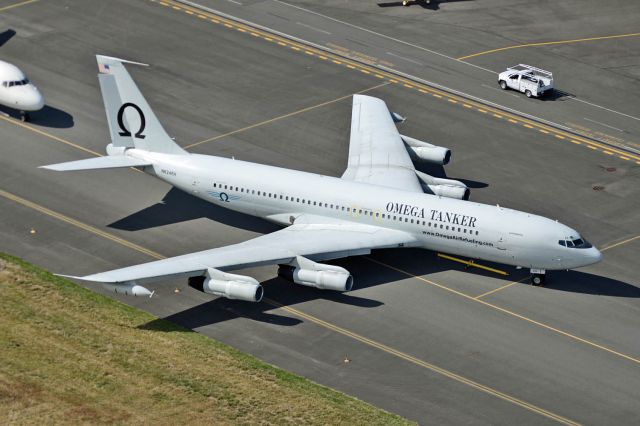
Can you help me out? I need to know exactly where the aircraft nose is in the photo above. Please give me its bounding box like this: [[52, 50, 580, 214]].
[[586, 247, 603, 265], [16, 85, 45, 111]]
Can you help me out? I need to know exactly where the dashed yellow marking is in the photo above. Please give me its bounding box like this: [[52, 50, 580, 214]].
[[375, 74, 385, 79], [264, 37, 273, 42], [404, 84, 414, 89], [347, 64, 356, 69], [319, 55, 328, 60], [185, 10, 193, 14], [463, 104, 473, 109], [588, 145, 598, 150], [477, 109, 487, 113], [198, 14, 207, 19], [159, 1, 169, 5], [555, 135, 566, 140], [250, 32, 260, 37], [305, 50, 314, 55], [619, 156, 629, 161], [539, 129, 550, 134], [360, 69, 370, 74], [237, 28, 246, 33], [437, 253, 508, 276], [508, 118, 518, 123], [277, 41, 287, 46], [290, 46, 300, 51], [389, 79, 398, 84], [570, 140, 582, 145], [523, 124, 533, 128], [419, 89, 428, 93], [332, 59, 342, 64], [493, 114, 503, 119], [172, 5, 180, 9], [448, 98, 457, 103], [603, 151, 614, 155], [431, 93, 441, 98]]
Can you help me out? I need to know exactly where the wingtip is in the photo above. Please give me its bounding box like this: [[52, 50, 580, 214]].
[[95, 54, 149, 67]]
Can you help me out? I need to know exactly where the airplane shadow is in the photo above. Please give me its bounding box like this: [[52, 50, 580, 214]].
[[138, 243, 639, 333], [109, 187, 280, 234], [0, 104, 74, 128], [0, 29, 16, 47], [377, 0, 472, 10]]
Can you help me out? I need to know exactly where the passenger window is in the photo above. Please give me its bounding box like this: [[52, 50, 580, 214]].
[[382, 214, 385, 219], [213, 183, 217, 188], [475, 231, 479, 235], [440, 224, 443, 229], [464, 229, 467, 233]]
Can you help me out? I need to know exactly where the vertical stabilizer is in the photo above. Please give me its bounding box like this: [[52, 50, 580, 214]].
[[96, 55, 187, 155]]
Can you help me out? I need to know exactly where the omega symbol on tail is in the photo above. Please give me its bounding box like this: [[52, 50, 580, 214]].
[[117, 102, 146, 139]]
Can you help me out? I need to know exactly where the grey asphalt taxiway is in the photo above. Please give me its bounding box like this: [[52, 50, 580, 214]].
[[0, 0, 639, 424]]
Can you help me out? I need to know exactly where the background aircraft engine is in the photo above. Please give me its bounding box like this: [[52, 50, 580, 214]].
[[278, 263, 353, 292], [401, 134, 451, 165], [188, 268, 263, 302]]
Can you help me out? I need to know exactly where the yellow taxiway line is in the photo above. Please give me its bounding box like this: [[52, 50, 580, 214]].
[[152, 0, 640, 165], [601, 235, 640, 252], [0, 187, 578, 425], [437, 253, 509, 276], [458, 33, 640, 61], [0, 0, 38, 13]]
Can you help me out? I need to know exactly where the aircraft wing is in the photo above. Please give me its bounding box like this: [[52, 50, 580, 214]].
[[341, 95, 423, 192], [65, 219, 417, 285]]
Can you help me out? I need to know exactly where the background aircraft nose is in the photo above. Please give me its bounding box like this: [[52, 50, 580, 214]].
[[17, 85, 45, 111]]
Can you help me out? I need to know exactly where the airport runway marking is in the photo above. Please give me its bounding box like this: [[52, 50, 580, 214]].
[[457, 32, 640, 61], [0, 187, 579, 425], [437, 253, 508, 276], [473, 277, 529, 300], [186, 81, 390, 149], [0, 0, 38, 13], [0, 115, 102, 158], [601, 235, 640, 252], [365, 257, 640, 366], [151, 0, 640, 164]]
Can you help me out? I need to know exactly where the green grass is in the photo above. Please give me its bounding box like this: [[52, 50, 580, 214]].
[[0, 253, 413, 425]]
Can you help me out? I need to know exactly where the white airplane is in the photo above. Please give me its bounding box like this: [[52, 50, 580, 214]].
[[42, 55, 602, 300], [0, 59, 44, 121]]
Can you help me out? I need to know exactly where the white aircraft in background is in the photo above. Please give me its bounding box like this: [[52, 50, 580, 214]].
[[42, 55, 602, 301], [0, 59, 44, 121]]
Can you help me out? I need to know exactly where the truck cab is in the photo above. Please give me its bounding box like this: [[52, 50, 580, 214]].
[[498, 64, 553, 98]]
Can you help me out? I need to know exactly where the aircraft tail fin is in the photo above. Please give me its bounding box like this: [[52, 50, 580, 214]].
[[96, 55, 187, 155]]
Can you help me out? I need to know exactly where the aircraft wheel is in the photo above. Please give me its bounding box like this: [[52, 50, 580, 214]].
[[20, 111, 28, 122], [499, 80, 507, 90], [531, 274, 546, 286], [525, 89, 533, 98]]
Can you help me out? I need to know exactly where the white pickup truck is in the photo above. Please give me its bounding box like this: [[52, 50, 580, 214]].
[[498, 64, 553, 98]]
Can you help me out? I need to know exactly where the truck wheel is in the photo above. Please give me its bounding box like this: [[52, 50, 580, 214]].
[[499, 80, 507, 90], [525, 90, 532, 98]]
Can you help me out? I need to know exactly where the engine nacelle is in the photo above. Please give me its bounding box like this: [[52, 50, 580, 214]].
[[416, 170, 470, 200], [401, 135, 451, 165], [102, 282, 153, 297], [278, 259, 353, 292], [188, 268, 263, 302], [421, 183, 470, 200]]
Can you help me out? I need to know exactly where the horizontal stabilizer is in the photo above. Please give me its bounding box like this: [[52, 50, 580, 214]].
[[40, 155, 152, 171]]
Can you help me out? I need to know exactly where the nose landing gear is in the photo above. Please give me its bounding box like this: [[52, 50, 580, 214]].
[[530, 269, 546, 286], [20, 111, 30, 122]]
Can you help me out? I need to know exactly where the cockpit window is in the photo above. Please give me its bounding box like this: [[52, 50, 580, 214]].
[[559, 238, 592, 249], [3, 79, 29, 88]]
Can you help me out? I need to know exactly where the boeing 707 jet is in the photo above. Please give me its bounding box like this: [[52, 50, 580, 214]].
[[42, 55, 602, 301]]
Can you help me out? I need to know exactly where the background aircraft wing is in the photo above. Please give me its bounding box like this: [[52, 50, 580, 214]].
[[65, 220, 417, 285], [341, 95, 423, 192]]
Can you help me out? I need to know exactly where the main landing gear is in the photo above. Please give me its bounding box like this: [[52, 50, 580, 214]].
[[20, 111, 30, 122], [530, 269, 546, 286]]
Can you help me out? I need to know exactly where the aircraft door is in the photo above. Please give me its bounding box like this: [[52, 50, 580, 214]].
[[496, 231, 518, 263]]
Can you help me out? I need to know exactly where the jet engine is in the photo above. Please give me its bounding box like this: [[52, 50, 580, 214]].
[[278, 257, 353, 292], [188, 268, 263, 302], [416, 170, 470, 200], [401, 134, 451, 165]]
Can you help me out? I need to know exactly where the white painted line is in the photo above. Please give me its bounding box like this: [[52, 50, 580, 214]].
[[386, 51, 423, 66], [571, 97, 640, 122], [225, 0, 242, 5], [481, 84, 519, 98], [272, 0, 496, 74], [583, 117, 625, 132], [173, 0, 640, 157], [296, 21, 331, 35]]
